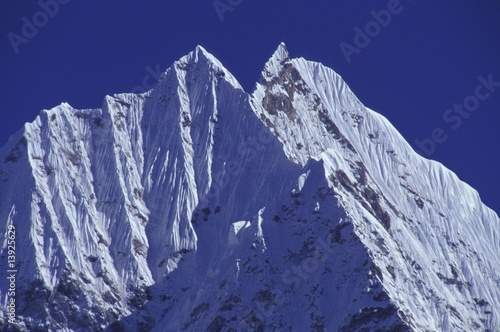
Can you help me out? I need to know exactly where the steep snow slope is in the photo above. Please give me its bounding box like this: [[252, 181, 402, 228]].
[[0, 101, 155, 330], [252, 43, 500, 331], [0, 44, 498, 331]]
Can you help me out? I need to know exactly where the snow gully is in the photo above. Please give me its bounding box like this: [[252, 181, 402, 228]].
[[201, 126, 275, 205]]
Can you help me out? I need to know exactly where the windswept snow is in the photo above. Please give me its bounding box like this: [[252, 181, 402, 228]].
[[0, 44, 498, 332]]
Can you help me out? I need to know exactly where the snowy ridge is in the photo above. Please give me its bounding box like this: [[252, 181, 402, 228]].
[[0, 44, 498, 331], [253, 46, 499, 331]]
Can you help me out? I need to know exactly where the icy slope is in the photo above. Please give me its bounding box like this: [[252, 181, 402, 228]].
[[0, 100, 155, 330], [252, 43, 500, 331], [0, 44, 498, 331]]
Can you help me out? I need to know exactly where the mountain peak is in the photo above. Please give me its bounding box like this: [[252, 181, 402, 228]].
[[261, 42, 291, 81], [272, 42, 290, 63], [174, 45, 242, 90], [1, 44, 499, 332]]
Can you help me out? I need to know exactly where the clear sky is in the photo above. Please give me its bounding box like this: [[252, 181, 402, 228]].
[[1, 0, 499, 214]]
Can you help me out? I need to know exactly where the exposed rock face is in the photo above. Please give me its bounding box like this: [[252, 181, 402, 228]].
[[0, 44, 498, 331]]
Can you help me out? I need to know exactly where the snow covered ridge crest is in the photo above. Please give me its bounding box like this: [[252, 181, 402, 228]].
[[0, 44, 499, 331]]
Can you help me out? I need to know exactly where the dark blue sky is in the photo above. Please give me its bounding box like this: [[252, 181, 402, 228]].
[[1, 1, 499, 214]]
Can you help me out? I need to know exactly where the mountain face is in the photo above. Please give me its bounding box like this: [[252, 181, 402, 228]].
[[0, 44, 498, 332]]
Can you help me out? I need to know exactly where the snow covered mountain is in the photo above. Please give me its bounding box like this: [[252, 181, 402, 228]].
[[1, 43, 498, 332]]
